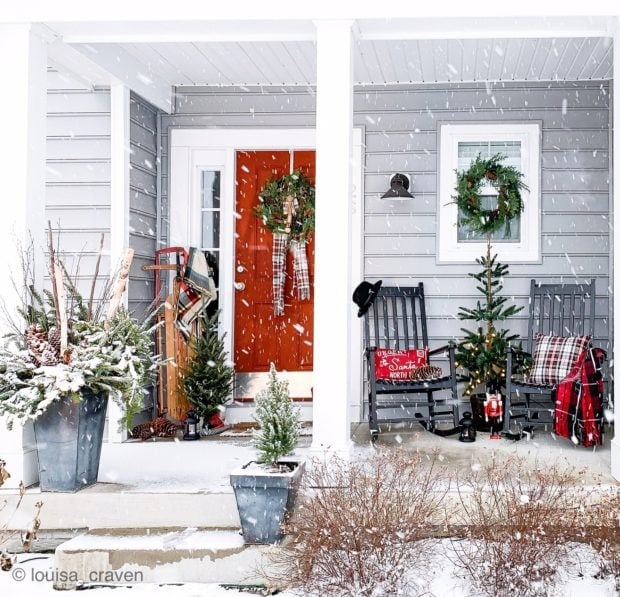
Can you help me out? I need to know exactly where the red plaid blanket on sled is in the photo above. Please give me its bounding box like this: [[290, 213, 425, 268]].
[[554, 346, 606, 447]]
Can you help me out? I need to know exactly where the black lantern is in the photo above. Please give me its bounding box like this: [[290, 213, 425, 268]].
[[458, 412, 477, 443], [381, 173, 414, 199], [183, 410, 201, 441]]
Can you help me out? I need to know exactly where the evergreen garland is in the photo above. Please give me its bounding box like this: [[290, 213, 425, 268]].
[[454, 153, 527, 236], [254, 170, 315, 242], [181, 312, 234, 418], [253, 363, 301, 466]]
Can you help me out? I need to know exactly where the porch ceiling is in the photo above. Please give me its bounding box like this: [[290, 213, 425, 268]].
[[70, 36, 612, 88]]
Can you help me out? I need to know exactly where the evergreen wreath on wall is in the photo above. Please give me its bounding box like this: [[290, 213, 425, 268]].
[[453, 153, 528, 236], [254, 171, 315, 243]]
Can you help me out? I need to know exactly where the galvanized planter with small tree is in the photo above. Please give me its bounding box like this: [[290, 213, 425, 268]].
[[229, 363, 304, 544]]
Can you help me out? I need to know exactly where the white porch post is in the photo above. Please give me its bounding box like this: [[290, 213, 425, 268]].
[[311, 20, 354, 455], [0, 24, 47, 487], [107, 82, 131, 443], [612, 23, 620, 482]]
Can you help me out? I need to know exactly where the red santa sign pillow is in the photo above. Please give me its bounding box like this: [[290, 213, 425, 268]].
[[374, 348, 429, 381]]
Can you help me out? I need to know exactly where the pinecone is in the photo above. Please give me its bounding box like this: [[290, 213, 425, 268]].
[[26, 323, 47, 346], [47, 326, 61, 358], [39, 345, 58, 366], [26, 323, 58, 367], [25, 324, 48, 366]]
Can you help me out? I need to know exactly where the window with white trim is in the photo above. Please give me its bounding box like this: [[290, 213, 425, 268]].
[[200, 169, 221, 271], [438, 123, 541, 263]]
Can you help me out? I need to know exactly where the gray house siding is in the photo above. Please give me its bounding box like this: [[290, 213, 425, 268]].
[[129, 92, 159, 322], [166, 81, 610, 351], [46, 67, 111, 302], [46, 73, 160, 322], [360, 81, 610, 351]]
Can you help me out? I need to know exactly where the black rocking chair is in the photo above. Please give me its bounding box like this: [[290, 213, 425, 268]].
[[504, 279, 605, 435], [363, 284, 459, 442]]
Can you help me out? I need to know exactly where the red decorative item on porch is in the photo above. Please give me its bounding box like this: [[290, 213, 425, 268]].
[[374, 348, 428, 381], [484, 392, 503, 439]]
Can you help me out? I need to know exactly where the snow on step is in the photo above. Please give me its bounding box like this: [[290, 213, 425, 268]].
[[54, 529, 277, 590]]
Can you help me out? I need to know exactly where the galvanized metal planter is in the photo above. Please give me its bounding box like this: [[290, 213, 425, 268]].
[[33, 390, 108, 492], [230, 459, 305, 544]]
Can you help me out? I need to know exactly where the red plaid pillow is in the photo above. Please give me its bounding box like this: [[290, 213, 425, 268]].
[[528, 334, 589, 385], [374, 348, 428, 381]]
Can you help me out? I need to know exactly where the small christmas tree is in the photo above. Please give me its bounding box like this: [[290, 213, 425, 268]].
[[455, 239, 522, 396], [254, 363, 301, 466], [453, 154, 528, 396], [181, 312, 234, 419]]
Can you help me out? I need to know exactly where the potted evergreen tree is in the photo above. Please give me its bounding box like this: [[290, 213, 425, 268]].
[[453, 155, 528, 430], [181, 312, 234, 435], [229, 363, 304, 544]]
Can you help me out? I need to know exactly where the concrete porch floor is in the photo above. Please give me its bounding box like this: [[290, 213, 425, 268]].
[[354, 421, 617, 485], [1, 423, 616, 534]]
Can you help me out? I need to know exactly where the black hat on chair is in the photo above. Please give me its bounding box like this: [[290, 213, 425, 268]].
[[352, 280, 383, 317]]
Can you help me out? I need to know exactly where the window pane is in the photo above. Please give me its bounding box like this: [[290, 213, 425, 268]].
[[202, 211, 220, 249], [456, 141, 522, 243], [201, 171, 221, 209]]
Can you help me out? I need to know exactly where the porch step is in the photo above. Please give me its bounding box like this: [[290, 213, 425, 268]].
[[53, 528, 278, 590], [0, 487, 240, 531]]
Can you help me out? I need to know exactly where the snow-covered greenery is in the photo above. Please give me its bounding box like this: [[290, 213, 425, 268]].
[[253, 363, 301, 466], [0, 309, 158, 430], [0, 246, 159, 430]]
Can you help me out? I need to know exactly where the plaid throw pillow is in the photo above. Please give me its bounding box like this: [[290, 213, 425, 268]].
[[528, 334, 589, 385]]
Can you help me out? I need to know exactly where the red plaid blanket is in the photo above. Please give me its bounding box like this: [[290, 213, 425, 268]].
[[554, 347, 606, 447]]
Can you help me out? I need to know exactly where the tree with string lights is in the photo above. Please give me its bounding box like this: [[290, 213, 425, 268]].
[[453, 154, 527, 396]]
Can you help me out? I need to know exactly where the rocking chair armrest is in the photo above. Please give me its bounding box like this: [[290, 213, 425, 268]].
[[506, 345, 531, 357], [428, 341, 456, 357], [589, 346, 607, 367]]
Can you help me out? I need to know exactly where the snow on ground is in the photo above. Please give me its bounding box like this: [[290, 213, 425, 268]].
[[97, 439, 260, 493], [1, 540, 616, 597]]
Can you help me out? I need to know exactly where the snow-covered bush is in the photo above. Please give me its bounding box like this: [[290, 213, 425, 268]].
[[272, 452, 448, 596], [253, 363, 301, 466]]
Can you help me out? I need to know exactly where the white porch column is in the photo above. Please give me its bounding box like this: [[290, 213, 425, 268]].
[[311, 20, 355, 455], [611, 23, 620, 482], [107, 82, 131, 443], [0, 24, 47, 488]]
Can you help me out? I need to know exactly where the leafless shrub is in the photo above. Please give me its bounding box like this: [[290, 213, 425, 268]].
[[269, 451, 449, 596], [0, 460, 43, 571], [573, 486, 620, 590], [450, 455, 592, 596]]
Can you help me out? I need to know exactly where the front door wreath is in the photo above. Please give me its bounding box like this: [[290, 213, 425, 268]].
[[254, 171, 315, 316]]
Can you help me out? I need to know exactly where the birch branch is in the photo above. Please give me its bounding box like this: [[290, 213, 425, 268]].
[[47, 222, 61, 326], [88, 233, 105, 321]]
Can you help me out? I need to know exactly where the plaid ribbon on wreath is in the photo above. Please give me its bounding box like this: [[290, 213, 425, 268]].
[[291, 240, 310, 301], [272, 234, 311, 316], [272, 233, 288, 316]]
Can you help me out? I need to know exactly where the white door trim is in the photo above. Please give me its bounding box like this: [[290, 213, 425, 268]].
[[169, 127, 364, 416]]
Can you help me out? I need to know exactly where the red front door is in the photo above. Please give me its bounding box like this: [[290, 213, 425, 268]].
[[233, 150, 315, 381]]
